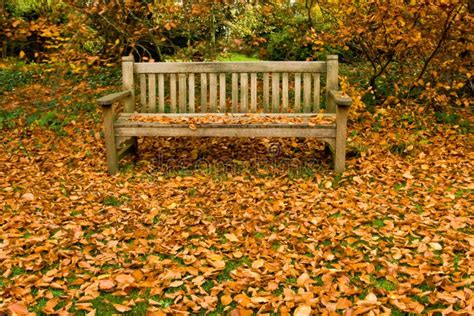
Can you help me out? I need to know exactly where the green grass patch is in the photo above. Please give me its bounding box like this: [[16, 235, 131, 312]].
[[216, 52, 261, 62], [0, 67, 35, 94], [0, 108, 23, 130]]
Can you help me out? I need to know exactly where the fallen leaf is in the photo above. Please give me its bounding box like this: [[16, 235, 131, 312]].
[[113, 304, 132, 312], [8, 303, 28, 315], [99, 279, 115, 290], [221, 295, 233, 305], [225, 233, 239, 242], [115, 274, 135, 284], [252, 259, 265, 269], [293, 305, 312, 316]]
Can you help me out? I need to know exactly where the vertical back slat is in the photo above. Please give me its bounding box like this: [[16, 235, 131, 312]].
[[139, 74, 146, 112], [240, 73, 248, 113], [219, 73, 226, 112], [170, 74, 177, 113], [178, 74, 186, 113], [263, 73, 269, 113], [303, 73, 311, 113], [294, 73, 301, 113], [232, 73, 238, 112], [158, 74, 165, 113], [313, 73, 321, 113], [209, 73, 217, 112], [188, 74, 195, 113], [122, 56, 135, 113], [148, 74, 156, 113], [200, 73, 207, 113], [272, 72, 280, 113], [282, 73, 288, 113], [326, 55, 339, 113], [250, 73, 257, 113]]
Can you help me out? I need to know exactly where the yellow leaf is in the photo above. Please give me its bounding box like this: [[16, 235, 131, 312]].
[[429, 242, 442, 250], [225, 233, 239, 242], [19, 50, 25, 58]]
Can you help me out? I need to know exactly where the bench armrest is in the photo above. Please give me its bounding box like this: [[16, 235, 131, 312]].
[[328, 90, 352, 107], [97, 90, 132, 107]]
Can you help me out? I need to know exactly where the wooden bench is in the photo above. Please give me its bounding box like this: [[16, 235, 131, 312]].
[[97, 55, 352, 175]]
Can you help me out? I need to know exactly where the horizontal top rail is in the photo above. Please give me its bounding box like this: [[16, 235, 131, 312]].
[[134, 61, 327, 74]]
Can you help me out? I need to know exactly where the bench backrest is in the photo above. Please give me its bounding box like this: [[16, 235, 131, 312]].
[[121, 55, 339, 114]]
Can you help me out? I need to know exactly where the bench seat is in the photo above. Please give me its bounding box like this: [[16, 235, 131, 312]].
[[114, 113, 337, 138]]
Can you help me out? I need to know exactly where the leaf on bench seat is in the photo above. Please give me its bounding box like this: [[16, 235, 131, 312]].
[[128, 113, 336, 129]]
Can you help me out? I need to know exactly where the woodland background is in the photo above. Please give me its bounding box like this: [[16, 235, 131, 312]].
[[0, 0, 473, 315], [1, 0, 473, 109]]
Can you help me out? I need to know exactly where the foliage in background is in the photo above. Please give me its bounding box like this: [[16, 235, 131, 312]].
[[312, 0, 473, 109], [1, 0, 472, 110]]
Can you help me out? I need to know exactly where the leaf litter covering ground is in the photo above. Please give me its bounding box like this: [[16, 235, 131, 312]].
[[0, 78, 473, 315]]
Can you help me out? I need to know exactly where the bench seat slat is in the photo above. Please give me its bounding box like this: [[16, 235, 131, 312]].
[[114, 126, 336, 138], [117, 113, 336, 118], [134, 61, 327, 74]]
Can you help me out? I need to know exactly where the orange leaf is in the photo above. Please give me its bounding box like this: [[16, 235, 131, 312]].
[[99, 279, 115, 290], [8, 303, 28, 315], [113, 304, 132, 312], [293, 305, 312, 316], [169, 280, 184, 287], [115, 274, 135, 284], [221, 295, 233, 306]]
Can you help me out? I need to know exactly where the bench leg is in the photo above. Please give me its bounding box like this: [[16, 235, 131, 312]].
[[103, 105, 118, 175], [335, 105, 349, 173]]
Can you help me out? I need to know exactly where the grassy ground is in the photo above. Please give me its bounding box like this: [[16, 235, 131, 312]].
[[0, 60, 472, 315]]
